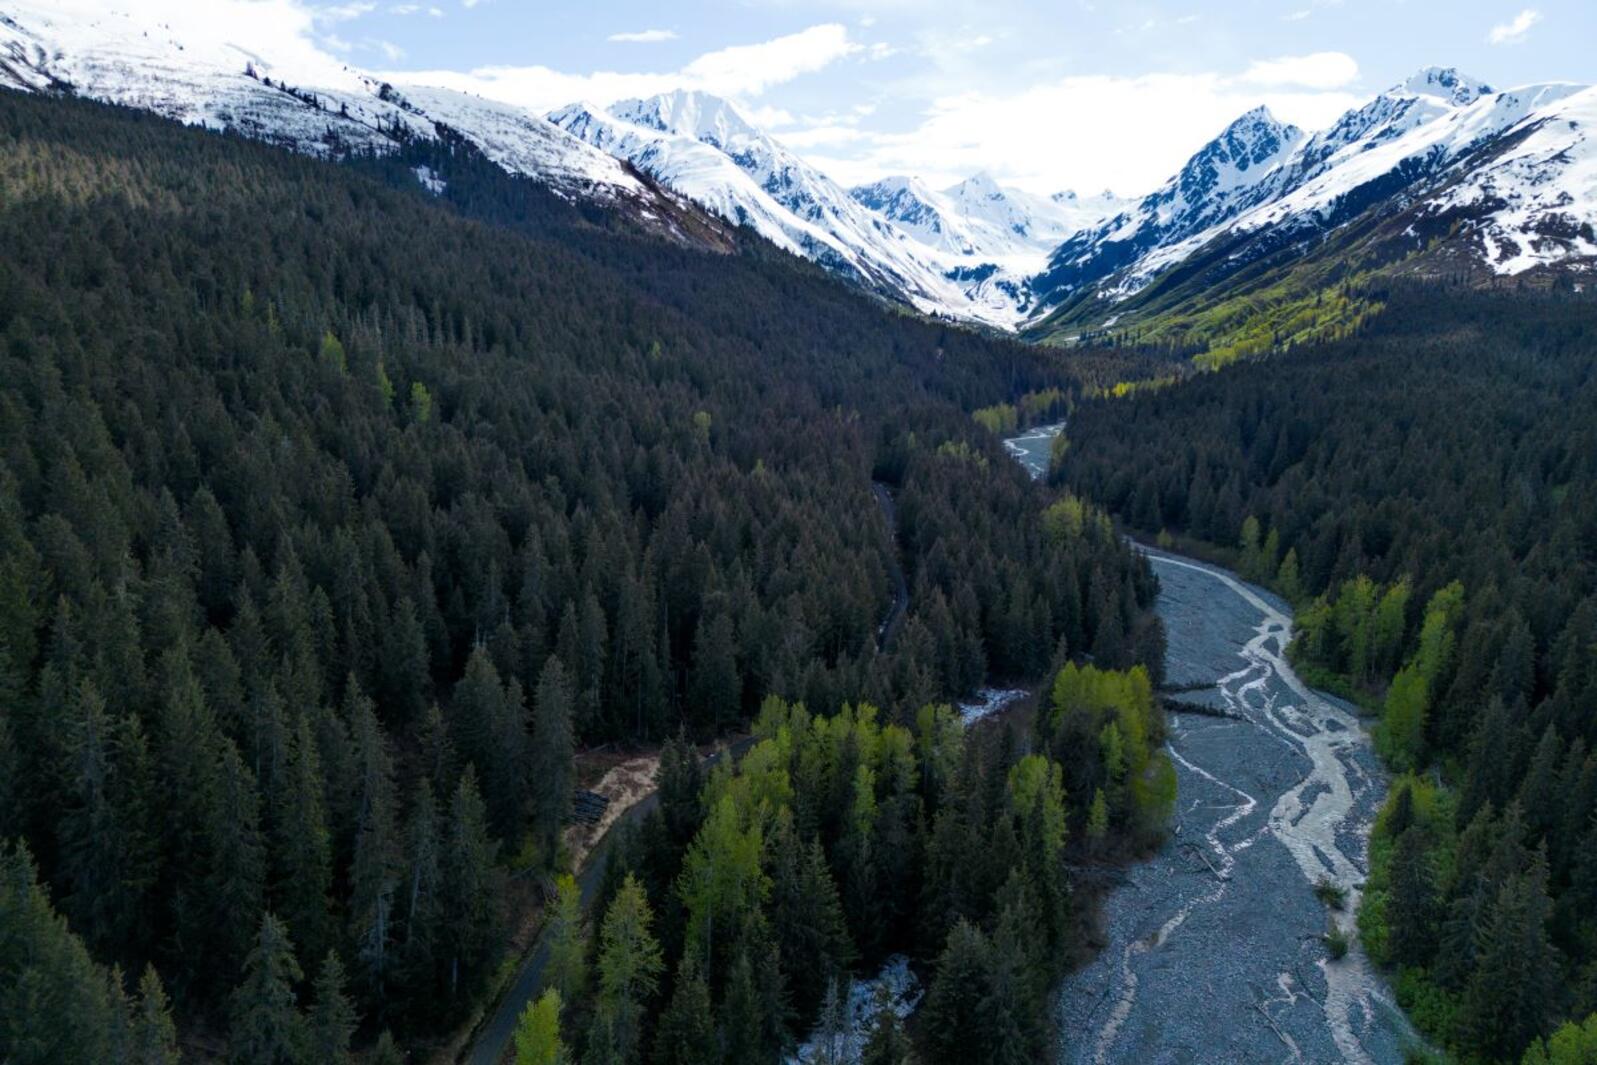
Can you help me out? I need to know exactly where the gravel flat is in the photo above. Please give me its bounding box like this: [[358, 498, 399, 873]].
[[1056, 550, 1416, 1065]]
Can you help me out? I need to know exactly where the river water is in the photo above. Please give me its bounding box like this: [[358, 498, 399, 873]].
[[1002, 426, 1413, 1064]]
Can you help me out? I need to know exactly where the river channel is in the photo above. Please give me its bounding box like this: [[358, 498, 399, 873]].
[[1005, 424, 1414, 1064]]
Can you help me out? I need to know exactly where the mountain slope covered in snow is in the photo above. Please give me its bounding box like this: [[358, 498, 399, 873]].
[[553, 89, 1119, 327], [0, 0, 729, 246], [1026, 67, 1597, 355], [3, 0, 1593, 342]]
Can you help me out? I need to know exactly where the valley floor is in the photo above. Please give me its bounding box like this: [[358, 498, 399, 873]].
[[1056, 552, 1417, 1064]]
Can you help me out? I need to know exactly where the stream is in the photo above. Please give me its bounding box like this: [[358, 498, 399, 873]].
[[1003, 425, 1414, 1064]]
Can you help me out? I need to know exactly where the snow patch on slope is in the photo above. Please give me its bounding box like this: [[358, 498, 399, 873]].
[[1427, 85, 1597, 274], [557, 89, 1072, 327], [0, 0, 679, 214], [1031, 67, 1597, 317]]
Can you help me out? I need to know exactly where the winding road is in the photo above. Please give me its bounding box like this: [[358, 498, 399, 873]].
[[1054, 549, 1413, 1065], [464, 738, 754, 1065]]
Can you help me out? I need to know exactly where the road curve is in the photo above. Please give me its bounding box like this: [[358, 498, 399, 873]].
[[464, 738, 755, 1065]]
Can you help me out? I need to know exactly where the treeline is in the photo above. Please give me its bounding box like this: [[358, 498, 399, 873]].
[[1059, 284, 1597, 1061], [515, 657, 1174, 1065], [0, 88, 1159, 1057]]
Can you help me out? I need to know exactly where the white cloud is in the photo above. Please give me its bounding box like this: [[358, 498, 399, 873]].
[[777, 124, 872, 148], [608, 29, 678, 43], [1239, 51, 1358, 90], [678, 24, 859, 94], [368, 38, 405, 61], [393, 23, 861, 111], [315, 0, 374, 20], [743, 104, 798, 128], [798, 69, 1361, 197], [1486, 8, 1541, 45]]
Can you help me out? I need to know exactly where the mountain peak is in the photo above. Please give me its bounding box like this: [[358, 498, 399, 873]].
[[609, 89, 760, 147], [1397, 66, 1494, 106], [1190, 106, 1302, 178], [1228, 104, 1288, 133], [945, 171, 1006, 203]]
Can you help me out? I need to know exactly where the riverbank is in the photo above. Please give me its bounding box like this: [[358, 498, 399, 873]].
[[1056, 549, 1416, 1064]]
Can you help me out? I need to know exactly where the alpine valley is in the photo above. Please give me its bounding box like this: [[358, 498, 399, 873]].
[[9, 0, 1594, 351], [7, 3, 1597, 1065]]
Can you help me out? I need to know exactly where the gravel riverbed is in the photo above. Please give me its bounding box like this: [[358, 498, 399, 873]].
[[1056, 550, 1416, 1065]]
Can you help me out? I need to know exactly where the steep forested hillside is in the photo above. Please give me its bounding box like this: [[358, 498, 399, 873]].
[[1060, 284, 1597, 1062], [0, 88, 1162, 1062]]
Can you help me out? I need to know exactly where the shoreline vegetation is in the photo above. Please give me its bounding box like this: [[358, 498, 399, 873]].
[[1058, 285, 1597, 1063]]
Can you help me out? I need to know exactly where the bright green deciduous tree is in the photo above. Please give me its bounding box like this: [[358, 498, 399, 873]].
[[514, 989, 567, 1065], [592, 874, 664, 1065]]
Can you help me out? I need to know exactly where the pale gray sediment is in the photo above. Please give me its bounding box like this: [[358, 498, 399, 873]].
[[1056, 550, 1416, 1065]]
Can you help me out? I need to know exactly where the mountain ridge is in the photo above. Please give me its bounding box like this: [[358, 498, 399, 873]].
[[3, 0, 1593, 342]]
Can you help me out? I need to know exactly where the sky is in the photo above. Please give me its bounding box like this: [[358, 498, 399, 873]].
[[250, 0, 1597, 196]]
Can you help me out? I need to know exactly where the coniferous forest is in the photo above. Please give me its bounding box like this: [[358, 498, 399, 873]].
[[0, 89, 1167, 1061], [1061, 285, 1597, 1063]]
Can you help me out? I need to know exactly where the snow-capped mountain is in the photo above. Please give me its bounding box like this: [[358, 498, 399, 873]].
[[851, 173, 1120, 262], [1031, 106, 1305, 304], [547, 100, 825, 256], [1028, 67, 1597, 327], [3, 1, 1590, 337], [554, 89, 1076, 327], [1424, 85, 1597, 274], [0, 0, 726, 245]]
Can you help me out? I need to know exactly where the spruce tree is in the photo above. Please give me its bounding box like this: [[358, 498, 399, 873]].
[[57, 679, 157, 962], [452, 649, 528, 844], [273, 716, 333, 970], [531, 656, 576, 866], [768, 817, 854, 1020], [207, 738, 268, 986], [347, 695, 401, 1011], [130, 964, 181, 1065], [1461, 854, 1560, 1059], [860, 985, 915, 1065], [1385, 827, 1439, 967], [228, 911, 308, 1065], [442, 764, 502, 1001], [688, 610, 738, 734], [308, 950, 359, 1065], [0, 841, 131, 1064], [398, 776, 443, 1009], [719, 949, 783, 1065], [919, 920, 994, 1065], [650, 955, 716, 1065]]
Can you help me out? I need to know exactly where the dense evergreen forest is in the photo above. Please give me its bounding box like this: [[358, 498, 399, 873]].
[[0, 89, 1165, 1061], [1060, 285, 1597, 1063]]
